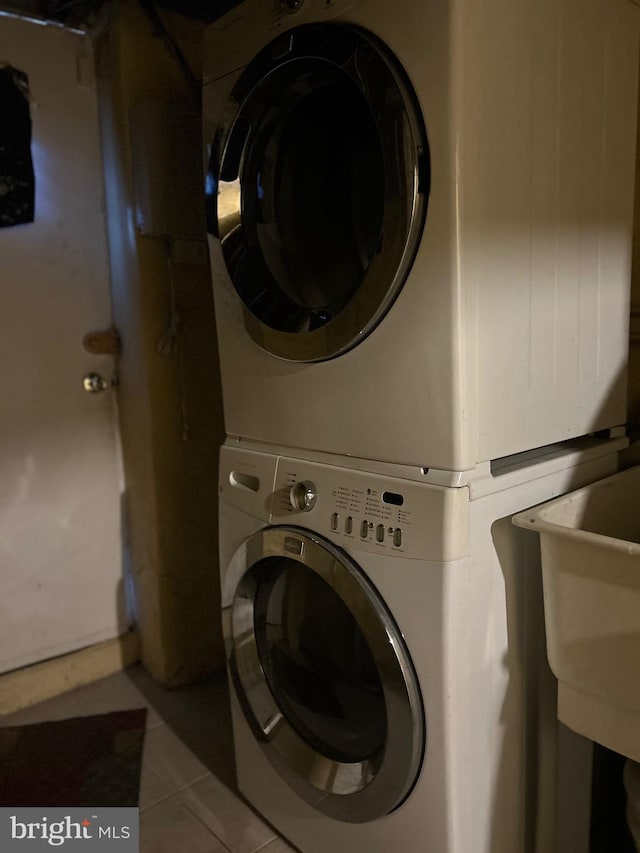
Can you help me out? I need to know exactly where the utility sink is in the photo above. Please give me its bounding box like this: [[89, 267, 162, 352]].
[[514, 466, 640, 762]]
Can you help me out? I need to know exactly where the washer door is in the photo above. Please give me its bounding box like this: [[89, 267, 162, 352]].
[[207, 23, 429, 362], [226, 526, 425, 823]]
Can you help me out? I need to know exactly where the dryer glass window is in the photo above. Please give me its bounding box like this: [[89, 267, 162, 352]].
[[208, 23, 429, 362], [253, 556, 387, 764], [244, 72, 385, 335]]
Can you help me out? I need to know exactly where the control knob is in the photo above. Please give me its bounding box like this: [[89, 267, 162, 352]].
[[290, 480, 318, 513]]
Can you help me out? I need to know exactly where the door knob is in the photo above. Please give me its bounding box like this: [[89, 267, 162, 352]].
[[83, 372, 109, 393]]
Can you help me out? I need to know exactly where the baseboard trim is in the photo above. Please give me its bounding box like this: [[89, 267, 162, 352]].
[[0, 633, 140, 716]]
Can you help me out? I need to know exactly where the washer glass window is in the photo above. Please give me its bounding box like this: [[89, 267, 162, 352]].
[[254, 555, 387, 764], [208, 24, 429, 362]]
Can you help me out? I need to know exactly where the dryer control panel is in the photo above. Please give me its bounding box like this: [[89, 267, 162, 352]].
[[272, 457, 469, 563]]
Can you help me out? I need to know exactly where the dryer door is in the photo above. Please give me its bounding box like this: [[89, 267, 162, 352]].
[[207, 23, 428, 362], [226, 526, 425, 823]]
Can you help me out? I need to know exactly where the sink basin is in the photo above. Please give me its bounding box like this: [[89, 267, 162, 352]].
[[513, 466, 640, 761]]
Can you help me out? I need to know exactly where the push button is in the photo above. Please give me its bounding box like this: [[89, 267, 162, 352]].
[[360, 520, 369, 539], [330, 513, 339, 531], [376, 524, 385, 543], [345, 516, 353, 534], [393, 528, 402, 547]]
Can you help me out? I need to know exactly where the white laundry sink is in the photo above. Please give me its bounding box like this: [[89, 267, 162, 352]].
[[513, 466, 640, 762]]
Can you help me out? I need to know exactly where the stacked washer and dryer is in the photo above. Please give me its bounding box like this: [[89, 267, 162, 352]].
[[202, 2, 640, 852]]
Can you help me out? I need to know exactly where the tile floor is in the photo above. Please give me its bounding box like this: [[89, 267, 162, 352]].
[[1, 665, 296, 853]]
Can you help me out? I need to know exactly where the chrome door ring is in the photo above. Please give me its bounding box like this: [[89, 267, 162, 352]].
[[225, 526, 425, 823]]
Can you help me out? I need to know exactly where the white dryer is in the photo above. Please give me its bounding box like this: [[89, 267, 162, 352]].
[[218, 435, 626, 853], [203, 0, 639, 472]]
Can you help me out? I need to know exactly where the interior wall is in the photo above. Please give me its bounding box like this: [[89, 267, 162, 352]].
[[95, 0, 225, 685]]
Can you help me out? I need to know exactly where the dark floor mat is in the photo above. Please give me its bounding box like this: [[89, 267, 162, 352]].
[[0, 708, 147, 807]]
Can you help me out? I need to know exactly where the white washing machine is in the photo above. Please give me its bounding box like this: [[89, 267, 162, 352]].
[[218, 435, 626, 853], [203, 0, 639, 472]]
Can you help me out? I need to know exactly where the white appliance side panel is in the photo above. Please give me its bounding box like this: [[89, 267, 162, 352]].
[[461, 0, 639, 461]]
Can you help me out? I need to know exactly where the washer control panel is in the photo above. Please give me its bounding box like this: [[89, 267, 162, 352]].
[[272, 457, 469, 562]]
